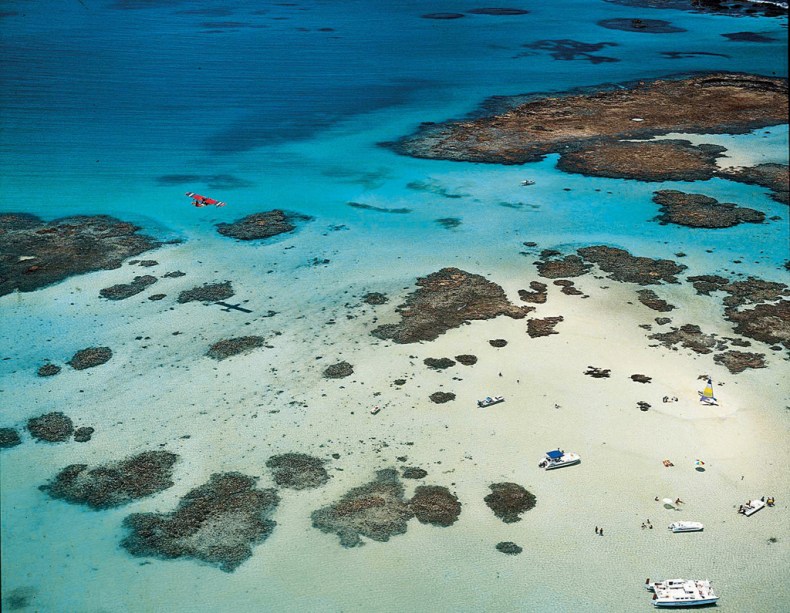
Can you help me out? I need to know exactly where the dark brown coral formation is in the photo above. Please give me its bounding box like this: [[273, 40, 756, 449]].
[[558, 140, 724, 182], [536, 255, 591, 279], [554, 279, 585, 295], [455, 354, 478, 365], [390, 73, 787, 165], [401, 467, 428, 479], [637, 289, 675, 312], [99, 275, 158, 300], [527, 316, 564, 338], [363, 292, 388, 305], [27, 412, 74, 442], [424, 357, 456, 370], [714, 350, 767, 373], [489, 339, 508, 347], [67, 346, 113, 370], [686, 275, 789, 348], [265, 453, 329, 490], [577, 246, 686, 285], [652, 190, 764, 227], [371, 268, 532, 343], [519, 281, 548, 303], [484, 483, 536, 523], [323, 361, 354, 378], [631, 374, 652, 383], [0, 213, 161, 297], [584, 366, 611, 378], [216, 210, 311, 240], [121, 472, 279, 572], [0, 427, 22, 449], [311, 469, 414, 547], [37, 363, 61, 377], [649, 324, 721, 354], [409, 485, 462, 527], [429, 392, 456, 404], [41, 450, 178, 509], [177, 281, 234, 303], [73, 427, 95, 443], [496, 541, 523, 555], [726, 301, 790, 349], [206, 336, 265, 360], [720, 163, 789, 204]]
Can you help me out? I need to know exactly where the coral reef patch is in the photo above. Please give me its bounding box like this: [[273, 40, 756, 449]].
[[484, 483, 536, 523], [27, 412, 74, 442], [652, 190, 764, 228], [206, 336, 265, 360], [265, 453, 329, 490], [216, 210, 311, 241], [122, 472, 279, 572], [371, 268, 532, 343], [0, 213, 161, 297], [67, 346, 113, 370], [41, 450, 178, 509]]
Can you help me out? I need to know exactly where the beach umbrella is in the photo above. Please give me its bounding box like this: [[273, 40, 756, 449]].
[[662, 498, 675, 506]]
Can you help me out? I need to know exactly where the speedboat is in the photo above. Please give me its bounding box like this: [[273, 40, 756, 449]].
[[738, 499, 765, 517], [645, 579, 718, 607], [668, 521, 704, 533], [477, 395, 504, 408], [370, 406, 381, 415], [520, 179, 535, 186], [538, 449, 580, 470]]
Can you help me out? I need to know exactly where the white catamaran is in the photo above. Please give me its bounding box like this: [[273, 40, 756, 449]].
[[645, 579, 719, 607]]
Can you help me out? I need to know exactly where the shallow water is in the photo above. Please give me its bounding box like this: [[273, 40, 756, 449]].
[[1, 1, 788, 612]]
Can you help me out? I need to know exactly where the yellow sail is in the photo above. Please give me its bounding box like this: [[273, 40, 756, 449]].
[[699, 378, 717, 404]]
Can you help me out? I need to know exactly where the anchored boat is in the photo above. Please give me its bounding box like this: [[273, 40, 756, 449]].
[[477, 395, 504, 408], [538, 449, 581, 470], [645, 579, 718, 607], [738, 499, 765, 517], [668, 521, 704, 533]]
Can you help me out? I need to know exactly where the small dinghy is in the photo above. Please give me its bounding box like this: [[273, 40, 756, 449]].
[[738, 499, 765, 517], [520, 179, 535, 186], [477, 395, 504, 408], [668, 521, 704, 533], [370, 406, 381, 415]]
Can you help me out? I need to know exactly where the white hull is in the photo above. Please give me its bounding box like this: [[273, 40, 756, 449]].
[[544, 457, 581, 470], [669, 522, 704, 533], [739, 499, 765, 517], [647, 579, 718, 608], [654, 598, 718, 607]]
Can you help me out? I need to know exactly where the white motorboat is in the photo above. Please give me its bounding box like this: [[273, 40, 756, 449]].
[[738, 499, 765, 517], [370, 405, 381, 415], [477, 395, 504, 408], [645, 579, 718, 607], [668, 521, 704, 533], [520, 179, 535, 186], [538, 449, 580, 470]]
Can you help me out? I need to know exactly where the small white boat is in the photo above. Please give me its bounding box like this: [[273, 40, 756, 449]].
[[370, 406, 381, 415], [538, 449, 581, 470], [738, 499, 765, 517], [520, 179, 535, 186], [668, 521, 704, 533], [646, 579, 718, 607], [477, 395, 504, 408]]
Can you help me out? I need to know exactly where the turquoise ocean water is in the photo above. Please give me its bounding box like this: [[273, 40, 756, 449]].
[[1, 1, 788, 611]]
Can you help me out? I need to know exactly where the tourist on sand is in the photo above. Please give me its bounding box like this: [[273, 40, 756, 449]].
[[674, 498, 683, 505]]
